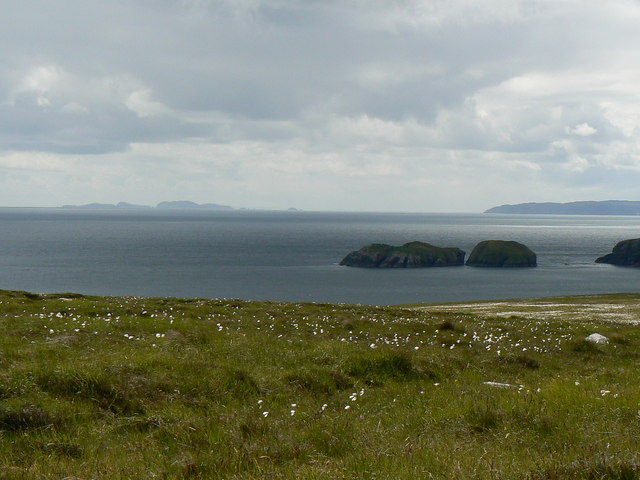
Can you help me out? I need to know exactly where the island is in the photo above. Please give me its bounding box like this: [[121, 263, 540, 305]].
[[485, 200, 640, 215], [595, 238, 640, 267], [466, 240, 537, 267], [340, 241, 465, 268], [156, 201, 233, 210], [61, 202, 151, 209], [61, 201, 234, 211]]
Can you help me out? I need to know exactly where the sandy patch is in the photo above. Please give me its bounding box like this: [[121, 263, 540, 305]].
[[414, 297, 640, 324]]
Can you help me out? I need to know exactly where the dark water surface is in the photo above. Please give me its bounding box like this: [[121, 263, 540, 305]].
[[0, 208, 638, 305]]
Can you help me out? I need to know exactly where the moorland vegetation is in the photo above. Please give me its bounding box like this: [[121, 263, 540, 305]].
[[0, 290, 639, 478]]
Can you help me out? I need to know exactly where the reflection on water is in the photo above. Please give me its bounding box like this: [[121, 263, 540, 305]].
[[0, 209, 638, 304]]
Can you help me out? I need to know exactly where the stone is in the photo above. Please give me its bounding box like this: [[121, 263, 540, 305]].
[[482, 381, 517, 389], [585, 333, 609, 345]]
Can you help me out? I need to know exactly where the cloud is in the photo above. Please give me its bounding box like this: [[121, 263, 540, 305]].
[[2, 0, 640, 209], [567, 123, 597, 137], [0, 64, 209, 154]]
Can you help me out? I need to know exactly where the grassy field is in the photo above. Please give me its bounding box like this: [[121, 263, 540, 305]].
[[0, 290, 640, 479]]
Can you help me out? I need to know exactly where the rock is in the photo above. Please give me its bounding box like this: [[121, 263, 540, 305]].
[[585, 333, 609, 345], [466, 240, 537, 268], [340, 241, 465, 268], [595, 238, 640, 267], [482, 381, 517, 389]]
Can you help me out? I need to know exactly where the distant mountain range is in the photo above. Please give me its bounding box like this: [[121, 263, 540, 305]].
[[61, 201, 233, 210], [485, 200, 640, 215]]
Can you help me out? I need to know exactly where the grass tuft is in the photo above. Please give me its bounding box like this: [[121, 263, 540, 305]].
[[284, 369, 343, 394], [221, 368, 261, 398], [570, 338, 605, 355], [40, 441, 83, 458], [531, 458, 640, 479], [37, 371, 144, 415], [610, 333, 630, 345], [466, 404, 503, 433], [501, 353, 541, 369], [0, 404, 63, 432], [346, 351, 417, 381], [307, 419, 354, 458], [438, 319, 464, 332]]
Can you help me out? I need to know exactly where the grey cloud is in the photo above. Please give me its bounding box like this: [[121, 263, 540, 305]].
[[2, 1, 640, 209], [0, 2, 587, 125], [0, 93, 209, 154]]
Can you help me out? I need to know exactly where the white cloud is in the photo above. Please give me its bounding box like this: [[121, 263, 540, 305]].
[[566, 122, 597, 137], [328, 115, 412, 144], [125, 90, 169, 118], [19, 65, 62, 94]]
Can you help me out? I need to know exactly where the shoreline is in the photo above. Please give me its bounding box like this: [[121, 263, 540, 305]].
[[7, 288, 639, 317]]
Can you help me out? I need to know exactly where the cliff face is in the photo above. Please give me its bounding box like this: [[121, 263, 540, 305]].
[[340, 241, 465, 268], [465, 240, 537, 268], [596, 238, 640, 266]]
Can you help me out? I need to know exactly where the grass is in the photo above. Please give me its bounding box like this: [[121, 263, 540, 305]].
[[0, 289, 639, 478]]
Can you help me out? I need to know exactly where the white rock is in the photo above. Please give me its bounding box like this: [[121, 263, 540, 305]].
[[585, 333, 609, 345], [483, 381, 516, 389]]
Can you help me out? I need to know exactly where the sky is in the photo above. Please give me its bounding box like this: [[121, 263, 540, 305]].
[[2, 0, 640, 212]]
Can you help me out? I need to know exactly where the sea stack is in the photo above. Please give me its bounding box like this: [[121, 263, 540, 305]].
[[466, 240, 537, 268], [340, 241, 465, 268], [595, 238, 640, 266]]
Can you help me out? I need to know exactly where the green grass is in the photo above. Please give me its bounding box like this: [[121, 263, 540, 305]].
[[0, 289, 639, 478]]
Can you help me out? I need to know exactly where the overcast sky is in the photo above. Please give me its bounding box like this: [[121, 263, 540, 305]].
[[2, 0, 640, 212]]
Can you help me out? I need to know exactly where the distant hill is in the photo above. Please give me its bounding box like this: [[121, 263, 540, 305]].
[[61, 202, 151, 209], [155, 201, 233, 210], [62, 201, 233, 211], [485, 201, 640, 215]]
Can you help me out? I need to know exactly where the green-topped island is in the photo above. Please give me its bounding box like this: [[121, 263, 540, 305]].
[[340, 241, 465, 268]]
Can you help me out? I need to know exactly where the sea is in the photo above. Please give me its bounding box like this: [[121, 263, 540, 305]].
[[0, 208, 638, 305]]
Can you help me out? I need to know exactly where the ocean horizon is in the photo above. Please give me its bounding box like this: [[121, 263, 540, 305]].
[[0, 208, 638, 305]]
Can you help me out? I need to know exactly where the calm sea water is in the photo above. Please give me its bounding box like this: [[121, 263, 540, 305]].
[[0, 208, 639, 305]]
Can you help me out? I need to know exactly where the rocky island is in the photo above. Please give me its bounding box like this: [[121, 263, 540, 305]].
[[466, 240, 537, 267], [340, 241, 465, 268], [595, 238, 640, 266]]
